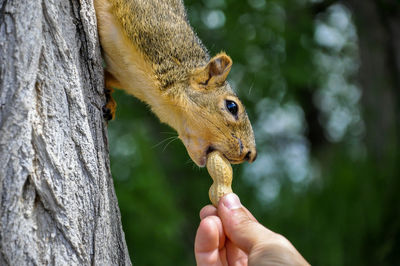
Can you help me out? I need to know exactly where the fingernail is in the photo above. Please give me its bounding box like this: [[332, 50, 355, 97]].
[[222, 193, 241, 210]]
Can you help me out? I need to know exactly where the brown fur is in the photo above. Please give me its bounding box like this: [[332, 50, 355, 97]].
[[94, 0, 256, 166]]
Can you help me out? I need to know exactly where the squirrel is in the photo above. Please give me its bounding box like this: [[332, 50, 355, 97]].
[[94, 0, 257, 167]]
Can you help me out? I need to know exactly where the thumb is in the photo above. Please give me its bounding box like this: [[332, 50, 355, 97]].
[[218, 194, 311, 265], [217, 193, 275, 254]]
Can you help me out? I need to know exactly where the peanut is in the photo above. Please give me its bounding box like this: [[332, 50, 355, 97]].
[[206, 151, 233, 206]]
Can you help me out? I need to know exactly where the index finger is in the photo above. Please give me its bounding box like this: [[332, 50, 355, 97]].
[[200, 205, 218, 220]]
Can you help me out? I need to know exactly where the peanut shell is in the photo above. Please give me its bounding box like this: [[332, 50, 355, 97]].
[[206, 151, 233, 206]]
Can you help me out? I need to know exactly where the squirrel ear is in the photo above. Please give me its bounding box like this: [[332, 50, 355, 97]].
[[192, 53, 232, 88], [207, 53, 232, 85]]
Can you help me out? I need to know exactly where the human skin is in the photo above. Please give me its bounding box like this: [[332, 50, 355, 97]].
[[194, 193, 310, 266]]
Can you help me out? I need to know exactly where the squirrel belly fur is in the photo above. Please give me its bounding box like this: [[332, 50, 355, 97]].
[[94, 0, 257, 166]]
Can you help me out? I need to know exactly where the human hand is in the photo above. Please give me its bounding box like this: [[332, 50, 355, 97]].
[[194, 193, 309, 266]]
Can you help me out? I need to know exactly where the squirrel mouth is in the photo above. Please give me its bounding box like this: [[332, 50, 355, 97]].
[[197, 144, 248, 167], [205, 146, 236, 164], [201, 146, 214, 166], [205, 146, 215, 156], [203, 145, 222, 166], [205, 145, 245, 165]]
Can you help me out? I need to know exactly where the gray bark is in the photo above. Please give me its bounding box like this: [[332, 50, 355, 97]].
[[0, 0, 131, 265]]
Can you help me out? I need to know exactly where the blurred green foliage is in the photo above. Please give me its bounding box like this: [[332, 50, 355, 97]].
[[108, 0, 400, 265]]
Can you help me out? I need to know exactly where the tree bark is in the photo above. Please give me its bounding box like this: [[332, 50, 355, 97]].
[[0, 0, 131, 265]]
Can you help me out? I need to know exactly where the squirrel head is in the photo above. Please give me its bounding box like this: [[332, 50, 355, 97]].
[[161, 53, 257, 167]]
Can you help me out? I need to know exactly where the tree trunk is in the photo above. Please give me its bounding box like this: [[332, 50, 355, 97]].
[[342, 1, 400, 264], [0, 0, 131, 265], [344, 0, 400, 159]]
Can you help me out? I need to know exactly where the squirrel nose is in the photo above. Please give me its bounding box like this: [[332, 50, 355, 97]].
[[243, 149, 257, 163]]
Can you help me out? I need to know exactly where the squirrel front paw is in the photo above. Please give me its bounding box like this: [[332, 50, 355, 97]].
[[103, 87, 116, 121]]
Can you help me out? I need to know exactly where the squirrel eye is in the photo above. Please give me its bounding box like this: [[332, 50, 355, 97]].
[[225, 100, 238, 116]]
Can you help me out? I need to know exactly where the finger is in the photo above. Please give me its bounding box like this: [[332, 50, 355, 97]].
[[225, 239, 248, 266], [200, 205, 218, 220], [218, 193, 276, 254], [241, 205, 258, 222], [199, 201, 256, 222], [219, 194, 311, 265], [194, 216, 226, 265]]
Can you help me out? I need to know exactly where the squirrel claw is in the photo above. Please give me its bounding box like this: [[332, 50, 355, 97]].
[[102, 105, 114, 121], [103, 86, 117, 121]]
